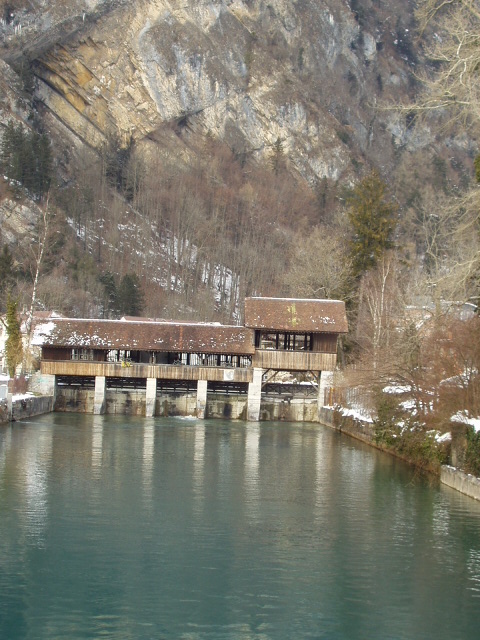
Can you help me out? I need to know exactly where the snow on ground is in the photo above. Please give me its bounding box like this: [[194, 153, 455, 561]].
[[324, 405, 374, 423], [400, 399, 416, 410], [11, 393, 35, 401], [427, 429, 452, 443], [383, 384, 412, 394], [451, 411, 480, 433]]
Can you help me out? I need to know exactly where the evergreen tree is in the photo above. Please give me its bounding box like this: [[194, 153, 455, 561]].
[[0, 244, 15, 312], [31, 131, 52, 198], [346, 171, 397, 278], [0, 120, 52, 200], [102, 134, 136, 199], [118, 273, 145, 317], [5, 296, 23, 378], [99, 271, 119, 318], [270, 137, 286, 175], [474, 155, 480, 184]]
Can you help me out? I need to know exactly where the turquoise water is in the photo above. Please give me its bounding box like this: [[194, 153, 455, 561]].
[[1, 414, 480, 639]]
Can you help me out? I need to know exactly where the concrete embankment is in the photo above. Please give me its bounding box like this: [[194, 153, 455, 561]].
[[11, 395, 55, 421], [0, 395, 55, 423], [319, 406, 375, 444], [319, 406, 480, 503], [440, 466, 480, 502], [0, 399, 8, 423]]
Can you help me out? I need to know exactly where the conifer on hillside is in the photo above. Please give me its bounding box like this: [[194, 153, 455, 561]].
[[4, 295, 23, 378]]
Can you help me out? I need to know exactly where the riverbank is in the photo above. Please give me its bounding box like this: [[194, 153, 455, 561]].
[[0, 394, 55, 423], [319, 406, 480, 502]]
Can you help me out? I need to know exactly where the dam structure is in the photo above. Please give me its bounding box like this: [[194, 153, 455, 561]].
[[36, 297, 347, 421]]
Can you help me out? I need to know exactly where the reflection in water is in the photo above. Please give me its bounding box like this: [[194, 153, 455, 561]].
[[468, 549, 480, 594], [315, 429, 330, 514], [22, 426, 53, 547], [91, 418, 103, 474], [218, 430, 230, 497], [244, 425, 260, 520], [193, 423, 205, 511], [1, 415, 480, 640], [142, 420, 155, 497], [0, 425, 12, 473]]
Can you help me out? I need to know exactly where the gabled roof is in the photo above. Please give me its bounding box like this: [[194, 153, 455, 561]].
[[34, 318, 255, 355], [244, 297, 348, 333]]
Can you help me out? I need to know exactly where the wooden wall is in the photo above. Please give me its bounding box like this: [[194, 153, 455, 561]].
[[42, 361, 254, 383], [251, 350, 336, 371]]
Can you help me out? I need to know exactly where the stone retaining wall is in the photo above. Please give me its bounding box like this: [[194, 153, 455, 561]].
[[10, 395, 55, 422], [0, 399, 8, 423], [318, 406, 376, 444], [319, 406, 480, 503], [440, 466, 480, 502]]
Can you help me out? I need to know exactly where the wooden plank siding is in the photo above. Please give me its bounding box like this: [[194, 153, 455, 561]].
[[251, 350, 337, 372], [41, 361, 254, 383], [312, 333, 338, 354]]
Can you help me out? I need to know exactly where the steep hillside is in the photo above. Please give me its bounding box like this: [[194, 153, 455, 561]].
[[0, 0, 474, 320]]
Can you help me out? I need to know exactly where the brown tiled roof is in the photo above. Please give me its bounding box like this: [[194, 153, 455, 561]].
[[244, 297, 348, 333], [34, 319, 255, 355]]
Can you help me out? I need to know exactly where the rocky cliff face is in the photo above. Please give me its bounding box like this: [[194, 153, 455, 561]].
[[1, 0, 422, 184], [3, 0, 471, 320]]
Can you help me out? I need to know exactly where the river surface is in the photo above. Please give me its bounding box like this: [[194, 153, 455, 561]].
[[1, 414, 480, 639]]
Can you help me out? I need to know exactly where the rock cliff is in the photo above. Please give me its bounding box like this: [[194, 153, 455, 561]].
[[1, 0, 422, 183], [1, 0, 471, 320]]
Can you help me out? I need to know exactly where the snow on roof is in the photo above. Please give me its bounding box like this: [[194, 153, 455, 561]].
[[31, 321, 57, 346], [36, 318, 255, 355], [244, 297, 348, 332], [247, 297, 344, 303]]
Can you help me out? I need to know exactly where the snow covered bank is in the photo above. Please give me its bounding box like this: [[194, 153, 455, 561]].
[[451, 412, 480, 433]]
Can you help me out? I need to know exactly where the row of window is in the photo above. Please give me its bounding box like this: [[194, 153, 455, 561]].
[[255, 332, 313, 351], [71, 335, 316, 364], [71, 349, 252, 368]]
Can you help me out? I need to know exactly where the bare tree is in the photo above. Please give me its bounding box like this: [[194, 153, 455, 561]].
[[285, 225, 353, 300], [412, 186, 480, 310], [23, 194, 52, 371], [414, 1, 480, 135], [355, 252, 406, 372]]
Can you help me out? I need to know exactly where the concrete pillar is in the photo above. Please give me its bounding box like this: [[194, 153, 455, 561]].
[[52, 374, 58, 409], [94, 376, 106, 415], [247, 368, 263, 421], [145, 378, 157, 417], [317, 371, 333, 411], [196, 379, 208, 419]]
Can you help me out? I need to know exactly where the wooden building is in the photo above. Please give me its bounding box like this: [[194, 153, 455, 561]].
[[245, 297, 347, 372], [37, 298, 347, 420]]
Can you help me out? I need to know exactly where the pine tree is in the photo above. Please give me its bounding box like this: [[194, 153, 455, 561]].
[[5, 296, 23, 378], [0, 244, 15, 312], [99, 271, 119, 318], [31, 131, 52, 198], [270, 137, 286, 175], [0, 121, 52, 200], [118, 273, 145, 317], [346, 171, 397, 278]]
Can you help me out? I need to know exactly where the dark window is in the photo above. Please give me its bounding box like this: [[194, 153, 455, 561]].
[[258, 332, 312, 351]]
